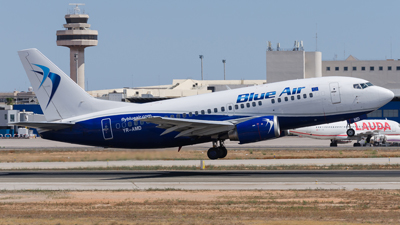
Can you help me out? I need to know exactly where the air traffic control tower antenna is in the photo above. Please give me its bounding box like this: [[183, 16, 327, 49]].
[[56, 3, 98, 90]]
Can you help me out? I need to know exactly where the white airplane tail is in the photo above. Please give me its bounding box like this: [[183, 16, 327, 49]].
[[18, 48, 128, 121]]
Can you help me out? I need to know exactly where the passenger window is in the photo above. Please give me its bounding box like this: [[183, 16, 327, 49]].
[[182, 113, 186, 118], [303, 94, 307, 98], [128, 121, 132, 127], [221, 107, 225, 112], [252, 102, 256, 107], [134, 121, 138, 126], [140, 120, 144, 125], [214, 108, 218, 113], [235, 105, 239, 110], [201, 110, 205, 115], [228, 106, 232, 111], [241, 104, 244, 109], [284, 97, 288, 101], [271, 99, 275, 104], [207, 109, 211, 114], [189, 112, 193, 117], [258, 101, 262, 106], [297, 95, 301, 100], [116, 123, 121, 129], [176, 114, 181, 118], [246, 103, 250, 108], [195, 111, 199, 116], [291, 96, 295, 100], [309, 93, 313, 98], [278, 98, 281, 103], [122, 123, 127, 128], [170, 115, 174, 118]]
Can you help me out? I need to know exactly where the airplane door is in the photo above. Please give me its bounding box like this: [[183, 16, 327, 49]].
[[329, 82, 341, 104], [101, 118, 113, 140]]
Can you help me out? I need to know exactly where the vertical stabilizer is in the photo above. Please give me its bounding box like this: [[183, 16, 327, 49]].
[[18, 48, 128, 121]]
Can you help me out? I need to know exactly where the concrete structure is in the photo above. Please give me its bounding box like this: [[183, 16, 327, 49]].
[[0, 90, 37, 106], [266, 41, 400, 92], [323, 56, 400, 90], [87, 79, 265, 102], [266, 41, 322, 83], [56, 4, 98, 90]]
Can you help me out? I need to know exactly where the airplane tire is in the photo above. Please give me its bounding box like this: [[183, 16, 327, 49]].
[[330, 143, 337, 147], [347, 128, 355, 137], [218, 147, 228, 158], [207, 148, 219, 160], [353, 143, 361, 147]]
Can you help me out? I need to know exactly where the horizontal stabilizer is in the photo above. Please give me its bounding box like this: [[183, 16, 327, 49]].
[[10, 122, 75, 130]]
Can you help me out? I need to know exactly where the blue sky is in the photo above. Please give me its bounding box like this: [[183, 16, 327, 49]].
[[2, 0, 400, 92]]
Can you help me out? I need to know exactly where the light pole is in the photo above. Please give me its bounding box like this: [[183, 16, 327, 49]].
[[199, 55, 204, 80], [222, 59, 226, 80]]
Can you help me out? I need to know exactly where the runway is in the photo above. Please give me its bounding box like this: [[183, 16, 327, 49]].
[[1, 170, 400, 190], [0, 136, 354, 149]]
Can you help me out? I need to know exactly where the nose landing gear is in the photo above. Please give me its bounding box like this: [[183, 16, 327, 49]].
[[207, 140, 228, 160]]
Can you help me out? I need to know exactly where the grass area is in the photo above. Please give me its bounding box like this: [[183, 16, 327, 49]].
[[0, 148, 400, 163], [3, 164, 400, 171], [0, 189, 397, 224]]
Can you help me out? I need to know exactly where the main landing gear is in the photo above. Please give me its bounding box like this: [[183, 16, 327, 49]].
[[346, 122, 355, 137], [330, 140, 338, 147], [207, 140, 227, 160]]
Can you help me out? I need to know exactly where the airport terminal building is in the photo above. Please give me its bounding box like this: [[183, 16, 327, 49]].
[[266, 43, 400, 122]]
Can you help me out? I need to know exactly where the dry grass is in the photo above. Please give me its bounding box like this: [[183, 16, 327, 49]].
[[0, 148, 398, 163], [0, 189, 398, 224]]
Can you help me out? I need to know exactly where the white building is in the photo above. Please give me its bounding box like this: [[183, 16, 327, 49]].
[[88, 79, 266, 102]]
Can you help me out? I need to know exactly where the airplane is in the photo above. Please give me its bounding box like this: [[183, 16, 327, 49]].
[[289, 119, 400, 147], [15, 49, 394, 159]]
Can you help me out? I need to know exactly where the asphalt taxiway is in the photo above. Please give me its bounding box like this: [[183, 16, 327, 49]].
[[1, 170, 400, 190]]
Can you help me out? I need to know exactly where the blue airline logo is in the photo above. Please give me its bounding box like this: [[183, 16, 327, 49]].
[[32, 64, 61, 108], [236, 87, 306, 103]]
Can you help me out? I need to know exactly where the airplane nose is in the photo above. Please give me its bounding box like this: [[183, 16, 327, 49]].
[[379, 87, 394, 103]]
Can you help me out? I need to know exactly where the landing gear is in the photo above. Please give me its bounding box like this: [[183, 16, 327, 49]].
[[347, 128, 355, 137], [353, 142, 361, 147], [330, 140, 337, 147], [207, 140, 228, 160]]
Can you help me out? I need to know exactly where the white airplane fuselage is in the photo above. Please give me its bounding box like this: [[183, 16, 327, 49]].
[[290, 119, 400, 142]]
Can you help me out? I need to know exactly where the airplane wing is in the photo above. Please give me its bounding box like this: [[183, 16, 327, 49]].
[[353, 130, 381, 137], [138, 116, 252, 138], [9, 122, 75, 130]]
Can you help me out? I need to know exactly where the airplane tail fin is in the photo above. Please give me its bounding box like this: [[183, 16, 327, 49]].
[[18, 48, 128, 121]]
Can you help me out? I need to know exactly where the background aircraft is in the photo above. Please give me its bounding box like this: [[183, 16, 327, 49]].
[[16, 49, 394, 159], [289, 119, 400, 147]]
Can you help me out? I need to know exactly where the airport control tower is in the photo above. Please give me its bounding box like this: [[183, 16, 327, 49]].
[[56, 3, 98, 90]]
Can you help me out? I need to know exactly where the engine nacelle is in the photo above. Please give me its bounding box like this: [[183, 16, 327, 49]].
[[229, 116, 280, 144]]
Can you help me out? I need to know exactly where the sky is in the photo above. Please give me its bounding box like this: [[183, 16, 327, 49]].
[[2, 0, 400, 92]]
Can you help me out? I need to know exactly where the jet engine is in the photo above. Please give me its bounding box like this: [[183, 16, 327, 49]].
[[229, 115, 280, 144]]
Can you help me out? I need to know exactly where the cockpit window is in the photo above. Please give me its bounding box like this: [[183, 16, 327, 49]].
[[353, 83, 373, 89]]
